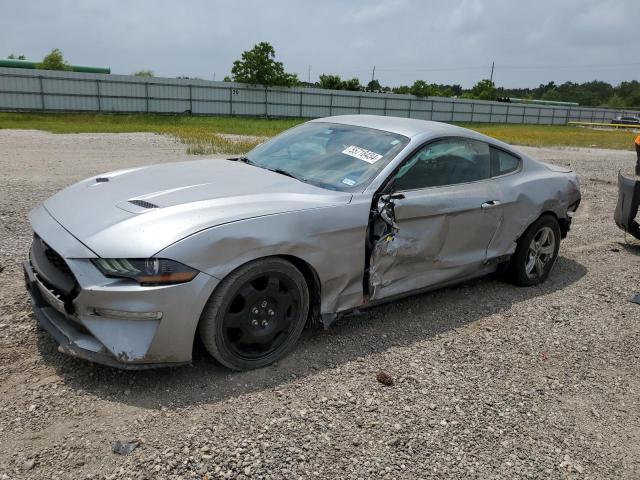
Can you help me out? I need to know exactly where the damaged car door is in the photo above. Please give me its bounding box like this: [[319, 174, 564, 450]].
[[369, 138, 502, 300]]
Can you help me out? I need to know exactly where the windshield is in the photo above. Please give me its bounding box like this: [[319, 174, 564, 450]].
[[245, 122, 409, 191]]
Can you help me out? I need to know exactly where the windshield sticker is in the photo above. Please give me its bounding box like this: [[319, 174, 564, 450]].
[[390, 139, 401, 145], [342, 145, 383, 164], [341, 178, 356, 186]]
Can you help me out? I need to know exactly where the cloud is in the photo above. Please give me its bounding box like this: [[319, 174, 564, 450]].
[[0, 0, 638, 87], [349, 0, 409, 23]]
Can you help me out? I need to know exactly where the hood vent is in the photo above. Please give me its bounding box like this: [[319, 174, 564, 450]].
[[128, 199, 159, 209]]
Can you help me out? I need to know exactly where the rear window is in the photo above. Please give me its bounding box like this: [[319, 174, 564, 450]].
[[492, 148, 520, 176]]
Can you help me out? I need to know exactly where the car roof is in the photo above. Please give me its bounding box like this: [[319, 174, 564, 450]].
[[309, 114, 518, 153], [310, 114, 477, 138]]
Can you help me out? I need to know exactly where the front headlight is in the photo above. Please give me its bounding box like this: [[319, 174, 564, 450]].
[[92, 258, 198, 285]]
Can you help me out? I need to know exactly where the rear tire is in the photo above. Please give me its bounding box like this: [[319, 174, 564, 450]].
[[508, 215, 561, 286], [199, 258, 309, 371]]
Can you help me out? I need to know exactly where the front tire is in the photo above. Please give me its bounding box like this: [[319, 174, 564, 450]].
[[199, 258, 309, 370], [509, 215, 561, 286]]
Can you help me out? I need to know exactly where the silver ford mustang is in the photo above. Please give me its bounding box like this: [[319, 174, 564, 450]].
[[24, 115, 581, 370]]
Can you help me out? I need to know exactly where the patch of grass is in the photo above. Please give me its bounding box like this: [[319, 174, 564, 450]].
[[0, 113, 302, 155], [457, 123, 637, 151], [178, 130, 264, 155], [0, 112, 302, 136], [0, 112, 636, 153]]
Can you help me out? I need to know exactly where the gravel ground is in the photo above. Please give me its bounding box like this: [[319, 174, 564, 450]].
[[0, 130, 639, 480]]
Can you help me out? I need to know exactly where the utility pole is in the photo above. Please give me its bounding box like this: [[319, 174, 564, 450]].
[[490, 61, 494, 83], [371, 66, 376, 83], [308, 64, 311, 83], [213, 72, 216, 81]]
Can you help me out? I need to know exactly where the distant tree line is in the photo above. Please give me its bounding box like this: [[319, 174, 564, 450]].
[[8, 45, 639, 108], [496, 80, 640, 109], [227, 43, 640, 108], [315, 76, 640, 108]]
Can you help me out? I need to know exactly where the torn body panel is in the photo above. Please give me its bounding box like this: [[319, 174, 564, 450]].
[[488, 162, 580, 257], [368, 181, 502, 300], [366, 155, 580, 302]]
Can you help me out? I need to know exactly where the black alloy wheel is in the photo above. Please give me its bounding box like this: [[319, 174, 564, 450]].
[[199, 258, 309, 370]]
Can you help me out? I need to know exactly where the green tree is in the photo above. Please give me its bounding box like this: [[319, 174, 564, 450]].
[[223, 76, 232, 82], [469, 79, 497, 100], [341, 78, 362, 91], [132, 70, 154, 77], [37, 48, 71, 71], [319, 74, 343, 90], [231, 42, 298, 87], [613, 80, 640, 107], [7, 54, 26, 60], [409, 80, 440, 98], [606, 94, 626, 108], [392, 85, 411, 94], [367, 79, 381, 91]]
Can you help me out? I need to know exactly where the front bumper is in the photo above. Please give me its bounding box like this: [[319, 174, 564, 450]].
[[25, 206, 219, 369], [24, 260, 185, 369]]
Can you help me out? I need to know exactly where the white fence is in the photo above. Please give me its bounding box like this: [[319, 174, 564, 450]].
[[1, 67, 638, 124]]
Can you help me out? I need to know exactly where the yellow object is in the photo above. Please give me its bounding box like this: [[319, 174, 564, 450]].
[[568, 121, 640, 129], [635, 135, 640, 145]]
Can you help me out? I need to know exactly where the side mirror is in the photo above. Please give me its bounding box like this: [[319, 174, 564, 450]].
[[376, 193, 404, 231], [376, 192, 404, 212]]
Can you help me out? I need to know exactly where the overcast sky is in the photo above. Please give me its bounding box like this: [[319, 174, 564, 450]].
[[2, 0, 639, 88]]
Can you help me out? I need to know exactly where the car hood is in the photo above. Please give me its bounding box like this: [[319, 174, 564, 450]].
[[44, 159, 352, 258]]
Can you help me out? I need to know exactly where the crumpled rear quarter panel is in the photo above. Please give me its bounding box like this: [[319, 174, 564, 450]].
[[489, 160, 580, 258]]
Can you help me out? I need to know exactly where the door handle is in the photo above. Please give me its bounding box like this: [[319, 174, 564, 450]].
[[481, 200, 501, 209]]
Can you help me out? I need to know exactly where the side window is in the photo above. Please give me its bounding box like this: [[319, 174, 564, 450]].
[[392, 138, 490, 191], [491, 148, 520, 176]]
